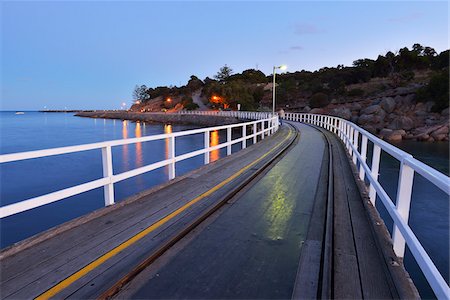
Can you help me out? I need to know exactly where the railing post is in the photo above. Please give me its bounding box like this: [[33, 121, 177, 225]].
[[349, 126, 354, 156], [369, 144, 381, 205], [392, 161, 415, 257], [242, 124, 247, 149], [227, 127, 232, 156], [344, 123, 350, 152], [261, 121, 265, 140], [359, 135, 368, 180], [204, 130, 210, 164], [101, 145, 114, 206], [352, 130, 359, 164], [253, 122, 257, 144], [168, 136, 175, 180]]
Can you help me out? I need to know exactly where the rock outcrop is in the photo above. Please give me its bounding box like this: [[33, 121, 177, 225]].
[[297, 85, 449, 142]]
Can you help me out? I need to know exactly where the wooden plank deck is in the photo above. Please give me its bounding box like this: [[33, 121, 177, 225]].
[[0, 126, 295, 299], [0, 121, 419, 300]]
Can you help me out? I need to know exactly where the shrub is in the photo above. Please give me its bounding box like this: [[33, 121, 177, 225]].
[[184, 102, 199, 110], [416, 71, 449, 112], [309, 92, 330, 108], [347, 88, 365, 97]]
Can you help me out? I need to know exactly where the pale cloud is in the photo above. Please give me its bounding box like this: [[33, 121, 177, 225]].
[[294, 23, 322, 35], [387, 12, 424, 23], [290, 46, 304, 51]]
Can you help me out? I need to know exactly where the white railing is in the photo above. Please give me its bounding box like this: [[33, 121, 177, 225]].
[[0, 112, 279, 219], [284, 112, 450, 299], [177, 110, 273, 120]]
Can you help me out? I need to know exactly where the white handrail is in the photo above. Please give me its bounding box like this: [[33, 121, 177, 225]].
[[283, 112, 450, 299], [0, 112, 279, 219]]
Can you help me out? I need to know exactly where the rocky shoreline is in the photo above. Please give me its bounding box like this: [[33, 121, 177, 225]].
[[75, 111, 243, 126], [304, 87, 449, 142]]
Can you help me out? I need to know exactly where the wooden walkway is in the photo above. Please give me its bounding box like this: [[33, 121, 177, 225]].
[[0, 123, 418, 299], [0, 126, 295, 299]]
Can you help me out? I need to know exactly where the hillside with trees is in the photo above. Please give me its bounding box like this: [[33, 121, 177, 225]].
[[131, 43, 449, 142]]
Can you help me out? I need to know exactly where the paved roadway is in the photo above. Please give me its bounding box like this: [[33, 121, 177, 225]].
[[115, 123, 328, 299]]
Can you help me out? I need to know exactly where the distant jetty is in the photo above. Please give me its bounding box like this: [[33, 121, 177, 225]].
[[75, 111, 242, 126], [39, 110, 97, 113]]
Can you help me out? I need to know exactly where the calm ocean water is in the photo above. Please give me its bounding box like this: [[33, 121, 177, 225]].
[[0, 112, 448, 298], [0, 112, 236, 247]]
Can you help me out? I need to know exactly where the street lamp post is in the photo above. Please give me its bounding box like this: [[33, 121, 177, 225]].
[[272, 65, 287, 114]]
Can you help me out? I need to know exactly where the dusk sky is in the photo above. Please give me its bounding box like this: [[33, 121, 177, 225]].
[[1, 1, 448, 110]]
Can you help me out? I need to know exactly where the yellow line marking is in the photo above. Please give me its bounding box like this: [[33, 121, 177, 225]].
[[36, 128, 293, 300]]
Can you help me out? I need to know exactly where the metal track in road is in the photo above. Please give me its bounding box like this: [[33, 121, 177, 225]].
[[100, 124, 299, 299]]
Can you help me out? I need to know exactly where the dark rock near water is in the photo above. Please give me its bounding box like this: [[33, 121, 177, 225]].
[[380, 97, 396, 113], [388, 116, 414, 130], [330, 107, 352, 120], [361, 105, 380, 115]]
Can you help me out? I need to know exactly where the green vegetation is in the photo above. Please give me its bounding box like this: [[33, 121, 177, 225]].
[[132, 43, 448, 111], [309, 92, 330, 108], [416, 71, 449, 112]]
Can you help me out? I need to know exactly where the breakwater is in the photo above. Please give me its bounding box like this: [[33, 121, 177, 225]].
[[75, 111, 242, 126]]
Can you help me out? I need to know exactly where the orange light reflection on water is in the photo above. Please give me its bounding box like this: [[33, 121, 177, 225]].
[[164, 124, 173, 160], [164, 124, 173, 176], [122, 121, 128, 165], [135, 122, 143, 167], [210, 130, 220, 162]]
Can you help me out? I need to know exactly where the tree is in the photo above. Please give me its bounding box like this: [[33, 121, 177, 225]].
[[187, 75, 204, 92], [214, 64, 233, 82], [133, 85, 150, 101], [416, 71, 449, 112]]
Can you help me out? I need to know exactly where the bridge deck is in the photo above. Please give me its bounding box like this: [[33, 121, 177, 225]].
[[0, 126, 295, 299], [0, 123, 417, 299]]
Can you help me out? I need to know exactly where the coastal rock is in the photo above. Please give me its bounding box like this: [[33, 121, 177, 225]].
[[425, 118, 439, 126], [415, 102, 426, 111], [380, 97, 396, 113], [412, 124, 446, 136], [388, 116, 414, 130], [362, 125, 378, 135], [385, 130, 404, 142], [358, 114, 375, 125], [401, 94, 415, 106], [414, 111, 427, 117], [430, 125, 449, 141], [377, 108, 386, 122], [379, 128, 393, 138], [361, 105, 380, 115], [330, 107, 351, 120], [431, 133, 447, 141], [380, 128, 405, 142], [310, 108, 325, 114], [351, 103, 362, 111], [351, 116, 359, 123], [442, 107, 449, 116], [416, 133, 430, 141], [303, 106, 311, 112], [372, 98, 382, 105], [404, 133, 415, 140], [425, 101, 435, 112]]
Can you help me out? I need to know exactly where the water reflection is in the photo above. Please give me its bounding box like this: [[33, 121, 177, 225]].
[[122, 120, 128, 165], [210, 130, 220, 162], [164, 125, 172, 176], [265, 174, 294, 240], [135, 122, 143, 167]]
